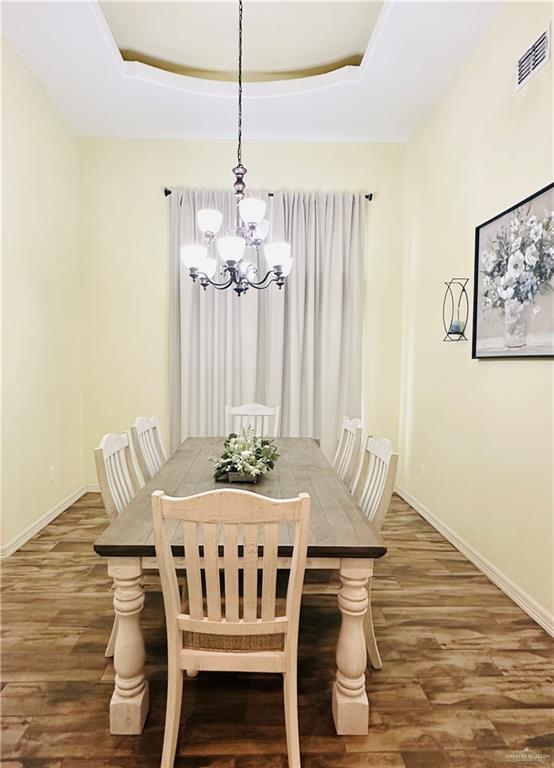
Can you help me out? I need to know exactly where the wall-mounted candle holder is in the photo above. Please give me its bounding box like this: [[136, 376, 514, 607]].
[[443, 278, 469, 341]]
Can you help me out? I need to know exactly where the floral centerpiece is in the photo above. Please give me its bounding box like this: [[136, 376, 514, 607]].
[[479, 207, 554, 348], [213, 428, 279, 483]]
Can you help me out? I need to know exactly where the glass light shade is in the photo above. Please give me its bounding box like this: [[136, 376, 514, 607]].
[[239, 197, 266, 225], [217, 235, 246, 263], [255, 219, 270, 241], [280, 257, 293, 277], [197, 255, 217, 279], [181, 243, 207, 268], [265, 242, 291, 273], [197, 209, 223, 235], [239, 260, 256, 279]]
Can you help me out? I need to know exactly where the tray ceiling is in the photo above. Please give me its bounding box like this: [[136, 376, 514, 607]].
[[100, 1, 383, 81], [1, 1, 503, 141]]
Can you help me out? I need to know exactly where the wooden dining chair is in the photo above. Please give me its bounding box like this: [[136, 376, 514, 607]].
[[332, 417, 362, 489], [131, 415, 167, 482], [95, 432, 141, 657], [95, 432, 140, 519], [152, 488, 310, 768], [225, 402, 281, 437], [350, 436, 398, 670]]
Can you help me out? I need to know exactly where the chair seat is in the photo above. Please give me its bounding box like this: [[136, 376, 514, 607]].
[[181, 596, 287, 653]]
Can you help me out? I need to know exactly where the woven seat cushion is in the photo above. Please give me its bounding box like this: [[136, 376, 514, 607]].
[[182, 630, 284, 652]]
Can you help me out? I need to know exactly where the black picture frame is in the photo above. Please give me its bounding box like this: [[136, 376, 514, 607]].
[[472, 181, 554, 360]]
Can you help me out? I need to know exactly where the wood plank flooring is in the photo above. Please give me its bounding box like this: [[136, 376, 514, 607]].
[[1, 492, 552, 767]]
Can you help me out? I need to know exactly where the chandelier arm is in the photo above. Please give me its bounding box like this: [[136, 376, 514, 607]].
[[245, 270, 278, 288], [197, 273, 236, 290], [246, 275, 281, 290], [212, 279, 238, 291]]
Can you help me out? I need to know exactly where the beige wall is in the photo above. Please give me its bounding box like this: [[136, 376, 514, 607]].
[[1, 41, 84, 550], [399, 2, 553, 616], [80, 139, 405, 480]]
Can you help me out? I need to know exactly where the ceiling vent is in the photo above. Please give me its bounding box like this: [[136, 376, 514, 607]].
[[516, 28, 550, 90]]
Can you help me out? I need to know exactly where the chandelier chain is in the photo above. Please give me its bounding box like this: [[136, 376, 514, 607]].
[[237, 0, 243, 165]]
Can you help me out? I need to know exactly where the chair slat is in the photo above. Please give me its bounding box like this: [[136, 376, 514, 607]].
[[111, 453, 126, 509], [361, 455, 378, 513], [223, 524, 239, 621], [203, 523, 222, 621], [261, 523, 279, 621], [243, 523, 259, 621], [183, 521, 203, 619], [368, 461, 386, 520], [117, 450, 134, 505], [105, 455, 123, 513], [141, 433, 156, 476]]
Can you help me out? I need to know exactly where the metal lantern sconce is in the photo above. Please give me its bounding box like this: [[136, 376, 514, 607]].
[[443, 278, 469, 341]]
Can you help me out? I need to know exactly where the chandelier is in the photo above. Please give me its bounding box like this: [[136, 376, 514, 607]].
[[180, 0, 292, 296]]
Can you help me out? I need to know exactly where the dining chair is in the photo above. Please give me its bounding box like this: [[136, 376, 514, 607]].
[[152, 488, 310, 768], [350, 436, 398, 669], [225, 402, 281, 437], [332, 417, 362, 489], [131, 415, 167, 482], [95, 432, 141, 657], [95, 432, 140, 519]]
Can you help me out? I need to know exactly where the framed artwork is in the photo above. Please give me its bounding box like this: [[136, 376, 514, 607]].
[[472, 182, 554, 359]]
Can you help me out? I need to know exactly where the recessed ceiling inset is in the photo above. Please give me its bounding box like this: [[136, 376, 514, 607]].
[[100, 1, 383, 81], [2, 0, 505, 141]]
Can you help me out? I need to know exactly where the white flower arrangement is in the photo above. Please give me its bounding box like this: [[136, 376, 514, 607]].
[[480, 208, 554, 313], [213, 428, 279, 482]]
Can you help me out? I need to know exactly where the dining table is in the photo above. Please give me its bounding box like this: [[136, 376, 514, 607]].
[[94, 437, 387, 737]]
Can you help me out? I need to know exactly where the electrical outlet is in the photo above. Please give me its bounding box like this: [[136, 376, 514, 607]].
[[418, 463, 425, 478], [49, 466, 55, 482]]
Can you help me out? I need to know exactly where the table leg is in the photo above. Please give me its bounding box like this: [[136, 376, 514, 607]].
[[107, 557, 149, 734], [332, 559, 371, 735]]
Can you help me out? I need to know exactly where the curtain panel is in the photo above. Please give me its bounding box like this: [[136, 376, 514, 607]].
[[169, 189, 365, 459]]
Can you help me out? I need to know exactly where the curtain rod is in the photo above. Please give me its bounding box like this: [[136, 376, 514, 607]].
[[163, 187, 373, 201]]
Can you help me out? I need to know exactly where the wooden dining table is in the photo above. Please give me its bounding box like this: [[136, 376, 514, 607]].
[[94, 437, 387, 737]]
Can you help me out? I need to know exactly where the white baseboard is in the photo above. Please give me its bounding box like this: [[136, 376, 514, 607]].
[[0, 485, 89, 560], [83, 483, 100, 493], [395, 486, 554, 638]]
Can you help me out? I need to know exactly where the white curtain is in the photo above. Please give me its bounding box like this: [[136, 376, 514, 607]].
[[169, 189, 365, 459]]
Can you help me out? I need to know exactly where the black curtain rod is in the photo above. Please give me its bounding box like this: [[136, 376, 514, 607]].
[[164, 187, 373, 201]]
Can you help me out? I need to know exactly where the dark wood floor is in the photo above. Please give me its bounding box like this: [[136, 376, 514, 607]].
[[1, 492, 552, 767]]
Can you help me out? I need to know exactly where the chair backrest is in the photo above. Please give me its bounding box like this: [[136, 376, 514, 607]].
[[333, 417, 363, 485], [152, 489, 310, 642], [95, 432, 140, 518], [131, 415, 167, 482], [225, 403, 281, 438], [351, 436, 398, 532]]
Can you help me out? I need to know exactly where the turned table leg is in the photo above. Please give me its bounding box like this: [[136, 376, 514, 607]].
[[108, 557, 149, 735], [332, 558, 371, 735]]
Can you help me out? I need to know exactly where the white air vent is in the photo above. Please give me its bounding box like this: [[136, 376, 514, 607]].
[[516, 28, 550, 90]]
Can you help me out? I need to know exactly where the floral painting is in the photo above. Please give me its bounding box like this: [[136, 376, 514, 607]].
[[472, 182, 554, 358]]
